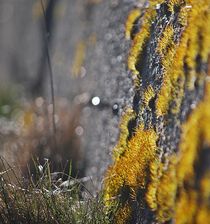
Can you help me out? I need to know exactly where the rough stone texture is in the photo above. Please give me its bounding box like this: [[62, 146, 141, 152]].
[[104, 1, 210, 223]]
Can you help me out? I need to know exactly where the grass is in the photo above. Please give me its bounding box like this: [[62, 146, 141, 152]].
[[0, 158, 117, 224], [0, 85, 118, 223]]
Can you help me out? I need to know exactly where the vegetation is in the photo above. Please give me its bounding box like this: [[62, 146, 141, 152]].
[[1, 0, 210, 223], [104, 0, 210, 223], [0, 85, 21, 119], [0, 159, 116, 224]]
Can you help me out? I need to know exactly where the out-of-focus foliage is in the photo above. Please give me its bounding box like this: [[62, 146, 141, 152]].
[[0, 85, 21, 118]]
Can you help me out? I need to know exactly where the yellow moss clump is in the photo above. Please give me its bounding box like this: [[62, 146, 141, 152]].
[[167, 0, 184, 12], [127, 7, 156, 76], [114, 202, 132, 224], [145, 81, 210, 223], [143, 85, 155, 106], [146, 155, 178, 222], [175, 89, 210, 224], [156, 0, 210, 116], [157, 26, 174, 57], [126, 0, 210, 117], [174, 190, 198, 224], [104, 125, 158, 208], [125, 9, 141, 40], [113, 109, 136, 160], [156, 159, 177, 222]]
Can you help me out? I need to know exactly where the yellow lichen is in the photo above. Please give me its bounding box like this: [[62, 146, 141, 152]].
[[157, 25, 174, 57], [200, 172, 210, 199], [104, 125, 158, 209], [156, 1, 210, 116], [104, 0, 210, 223], [146, 159, 162, 211], [127, 7, 156, 77], [178, 6, 189, 26], [125, 9, 141, 40], [200, 9, 210, 61], [167, 0, 184, 12], [113, 108, 136, 160], [175, 190, 198, 224], [114, 202, 132, 224], [71, 41, 86, 78], [143, 85, 155, 106], [149, 81, 210, 222], [156, 158, 177, 222]]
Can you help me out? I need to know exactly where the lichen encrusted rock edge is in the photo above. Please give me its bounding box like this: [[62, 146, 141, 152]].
[[104, 0, 210, 223]]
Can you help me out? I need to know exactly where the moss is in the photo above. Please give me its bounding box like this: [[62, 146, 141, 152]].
[[127, 7, 156, 77], [175, 190, 198, 223], [156, 0, 210, 116], [104, 125, 158, 207], [153, 82, 210, 222], [157, 25, 174, 57], [143, 85, 155, 106], [173, 85, 210, 223], [104, 0, 210, 223], [125, 9, 142, 40], [113, 109, 136, 160], [114, 202, 132, 224]]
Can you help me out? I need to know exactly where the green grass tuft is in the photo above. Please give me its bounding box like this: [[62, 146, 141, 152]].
[[0, 159, 117, 224]]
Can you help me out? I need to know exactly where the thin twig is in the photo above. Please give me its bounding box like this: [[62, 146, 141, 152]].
[[40, 0, 57, 147]]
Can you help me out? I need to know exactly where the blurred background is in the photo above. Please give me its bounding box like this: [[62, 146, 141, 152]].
[[0, 0, 137, 192]]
